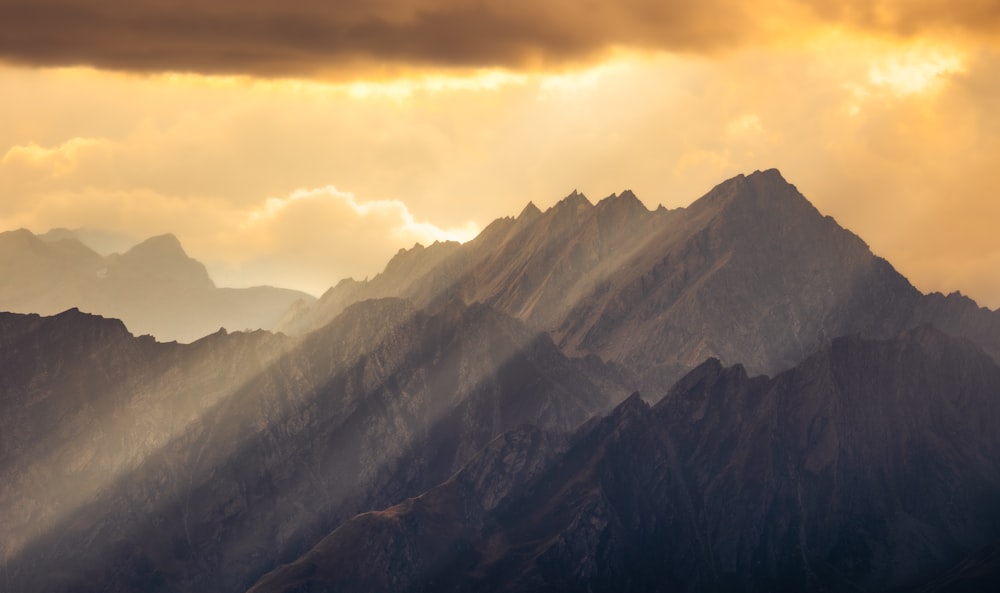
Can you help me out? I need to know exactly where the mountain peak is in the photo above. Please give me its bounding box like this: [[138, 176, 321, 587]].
[[553, 189, 593, 211], [113, 233, 215, 291], [686, 167, 815, 223], [748, 167, 786, 181], [595, 189, 648, 215], [517, 201, 542, 222], [0, 228, 43, 248], [126, 233, 187, 258]]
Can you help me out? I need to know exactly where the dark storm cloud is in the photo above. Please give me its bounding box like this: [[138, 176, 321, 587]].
[[0, 0, 755, 76], [1, 0, 998, 77], [801, 0, 1000, 37]]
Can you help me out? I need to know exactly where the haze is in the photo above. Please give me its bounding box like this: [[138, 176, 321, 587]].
[[1, 0, 999, 306]]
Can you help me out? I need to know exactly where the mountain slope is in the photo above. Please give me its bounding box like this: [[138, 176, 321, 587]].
[[279, 169, 1000, 393], [277, 190, 670, 338], [249, 326, 1000, 593], [2, 298, 622, 593], [0, 309, 291, 568], [0, 230, 315, 342]]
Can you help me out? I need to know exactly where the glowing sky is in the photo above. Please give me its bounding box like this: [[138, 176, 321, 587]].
[[1, 0, 999, 306]]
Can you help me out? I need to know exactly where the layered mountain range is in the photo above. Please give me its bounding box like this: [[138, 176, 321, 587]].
[[279, 169, 1000, 392], [0, 229, 314, 342], [2, 169, 999, 592], [250, 326, 1000, 593]]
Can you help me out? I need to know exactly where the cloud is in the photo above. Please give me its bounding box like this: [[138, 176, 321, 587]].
[[226, 185, 480, 293], [0, 177, 478, 295], [1, 137, 113, 177], [2, 0, 997, 78], [2, 38, 1000, 307], [800, 0, 1000, 39]]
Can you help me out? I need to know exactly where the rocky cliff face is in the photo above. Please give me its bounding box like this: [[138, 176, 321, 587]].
[[0, 230, 315, 342], [248, 326, 1000, 593]]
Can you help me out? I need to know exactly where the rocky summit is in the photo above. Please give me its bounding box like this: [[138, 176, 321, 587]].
[[2, 169, 999, 592]]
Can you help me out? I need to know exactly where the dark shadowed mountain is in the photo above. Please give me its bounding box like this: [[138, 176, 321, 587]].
[[0, 308, 292, 572], [1, 297, 622, 593], [279, 170, 1000, 393], [249, 326, 1000, 593], [0, 230, 314, 342]]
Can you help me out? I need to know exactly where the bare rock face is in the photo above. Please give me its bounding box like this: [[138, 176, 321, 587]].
[[248, 327, 1000, 593], [0, 230, 315, 342]]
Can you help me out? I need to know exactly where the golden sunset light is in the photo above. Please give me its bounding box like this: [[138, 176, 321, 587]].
[[1, 0, 998, 303]]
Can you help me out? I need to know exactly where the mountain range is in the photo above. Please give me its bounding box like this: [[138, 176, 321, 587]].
[[0, 229, 314, 342], [280, 169, 1000, 392], [2, 168, 999, 592]]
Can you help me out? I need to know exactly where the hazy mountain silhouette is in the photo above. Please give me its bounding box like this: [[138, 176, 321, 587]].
[[0, 230, 314, 342], [249, 327, 1000, 593], [38, 226, 139, 255]]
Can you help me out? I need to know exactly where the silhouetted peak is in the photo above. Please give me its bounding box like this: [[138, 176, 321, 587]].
[[517, 201, 542, 222], [191, 326, 230, 344], [125, 233, 188, 259], [552, 189, 593, 211], [322, 277, 363, 297], [51, 307, 132, 338], [747, 167, 787, 183], [686, 168, 818, 227], [595, 189, 649, 216], [113, 233, 215, 290], [609, 390, 650, 419], [0, 228, 42, 248]]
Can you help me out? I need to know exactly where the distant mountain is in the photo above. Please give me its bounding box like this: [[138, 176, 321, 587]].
[[249, 326, 1000, 593], [0, 230, 315, 342], [2, 298, 622, 593], [38, 226, 139, 255], [280, 170, 1000, 393]]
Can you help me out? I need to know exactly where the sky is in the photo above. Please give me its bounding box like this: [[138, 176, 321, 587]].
[[1, 0, 999, 306]]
